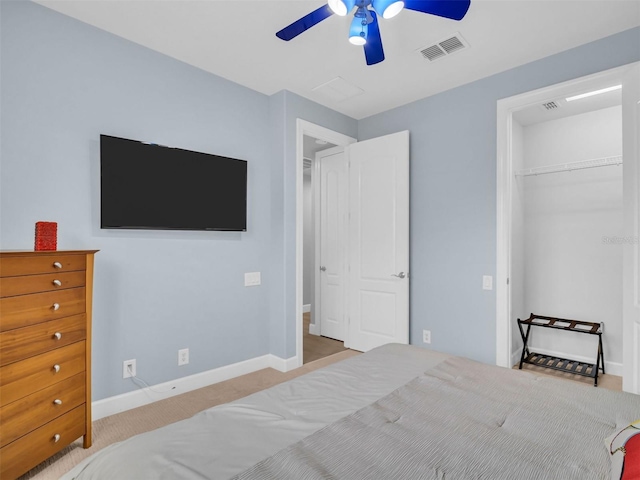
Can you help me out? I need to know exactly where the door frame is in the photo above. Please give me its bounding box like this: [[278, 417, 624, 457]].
[[495, 63, 638, 388], [296, 119, 356, 365]]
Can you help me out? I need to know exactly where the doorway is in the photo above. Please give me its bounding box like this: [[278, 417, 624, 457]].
[[496, 63, 640, 393], [302, 135, 349, 363], [295, 120, 356, 366], [295, 121, 411, 366]]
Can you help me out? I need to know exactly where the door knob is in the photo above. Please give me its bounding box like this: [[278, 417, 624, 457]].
[[391, 272, 406, 279], [320, 266, 327, 272]]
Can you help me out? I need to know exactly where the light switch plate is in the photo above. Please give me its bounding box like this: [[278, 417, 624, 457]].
[[482, 275, 493, 291], [244, 272, 261, 286]]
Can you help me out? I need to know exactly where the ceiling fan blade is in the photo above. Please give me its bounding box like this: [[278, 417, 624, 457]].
[[403, 0, 471, 21], [364, 10, 385, 65], [276, 4, 334, 41]]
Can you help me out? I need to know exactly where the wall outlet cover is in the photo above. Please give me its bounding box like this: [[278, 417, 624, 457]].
[[423, 330, 431, 344], [178, 348, 189, 366], [123, 359, 136, 379]]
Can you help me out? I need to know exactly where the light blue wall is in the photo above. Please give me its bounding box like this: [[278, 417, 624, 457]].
[[0, 0, 357, 401], [272, 91, 358, 358], [3, 0, 638, 402], [358, 27, 640, 364], [0, 0, 277, 401]]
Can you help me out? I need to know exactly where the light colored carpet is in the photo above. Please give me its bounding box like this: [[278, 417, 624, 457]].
[[303, 312, 348, 364], [18, 350, 360, 480]]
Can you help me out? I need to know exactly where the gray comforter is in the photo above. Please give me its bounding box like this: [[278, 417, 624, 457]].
[[234, 355, 640, 479], [63, 345, 639, 479]]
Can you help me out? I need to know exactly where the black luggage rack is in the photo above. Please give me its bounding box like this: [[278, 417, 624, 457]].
[[517, 313, 604, 387]]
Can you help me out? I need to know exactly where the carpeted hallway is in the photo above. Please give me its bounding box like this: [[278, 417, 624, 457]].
[[302, 312, 349, 364]]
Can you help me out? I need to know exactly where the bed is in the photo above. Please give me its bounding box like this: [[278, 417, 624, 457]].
[[62, 344, 639, 480]]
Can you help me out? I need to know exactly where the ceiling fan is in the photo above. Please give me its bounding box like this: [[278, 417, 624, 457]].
[[276, 0, 471, 66]]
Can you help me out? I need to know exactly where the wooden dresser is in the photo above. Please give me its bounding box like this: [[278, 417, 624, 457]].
[[0, 250, 97, 479]]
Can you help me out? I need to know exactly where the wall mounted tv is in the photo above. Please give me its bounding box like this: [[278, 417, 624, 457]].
[[100, 135, 247, 231]]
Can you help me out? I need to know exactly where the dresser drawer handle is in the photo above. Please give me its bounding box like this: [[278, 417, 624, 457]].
[[53, 399, 63, 405], [52, 303, 60, 311], [53, 279, 62, 287], [53, 364, 60, 373], [53, 332, 62, 340], [53, 434, 61, 443], [53, 262, 63, 269]]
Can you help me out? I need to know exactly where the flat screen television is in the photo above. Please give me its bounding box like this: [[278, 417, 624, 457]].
[[100, 135, 247, 231]]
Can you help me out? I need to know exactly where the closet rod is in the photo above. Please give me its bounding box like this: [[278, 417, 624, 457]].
[[515, 155, 623, 177]]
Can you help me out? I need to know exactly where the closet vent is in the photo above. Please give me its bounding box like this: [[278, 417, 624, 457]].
[[418, 33, 468, 62], [541, 101, 561, 111]]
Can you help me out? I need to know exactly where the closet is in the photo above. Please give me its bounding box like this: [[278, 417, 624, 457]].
[[510, 101, 623, 375]]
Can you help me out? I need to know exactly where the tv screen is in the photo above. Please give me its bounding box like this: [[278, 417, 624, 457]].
[[100, 135, 247, 231]]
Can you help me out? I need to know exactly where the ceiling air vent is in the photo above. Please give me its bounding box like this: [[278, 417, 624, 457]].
[[418, 33, 468, 62], [541, 101, 561, 110]]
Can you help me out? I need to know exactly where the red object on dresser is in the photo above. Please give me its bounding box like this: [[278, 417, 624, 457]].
[[34, 221, 57, 251], [622, 434, 640, 480]]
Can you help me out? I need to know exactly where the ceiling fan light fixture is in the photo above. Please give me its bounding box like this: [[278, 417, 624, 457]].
[[372, 0, 404, 19], [328, 0, 356, 16], [348, 15, 368, 45]]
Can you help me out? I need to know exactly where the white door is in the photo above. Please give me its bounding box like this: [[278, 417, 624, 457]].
[[347, 131, 410, 351], [317, 147, 348, 341], [622, 64, 640, 394]]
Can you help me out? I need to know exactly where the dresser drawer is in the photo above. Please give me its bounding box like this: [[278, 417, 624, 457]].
[[0, 254, 86, 278], [0, 404, 85, 480], [0, 287, 85, 332], [0, 372, 85, 447], [0, 270, 85, 298], [0, 314, 86, 366], [0, 341, 85, 407]]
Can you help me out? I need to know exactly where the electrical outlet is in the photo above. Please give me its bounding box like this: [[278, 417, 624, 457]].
[[123, 359, 136, 378], [178, 348, 189, 366], [423, 330, 431, 344]]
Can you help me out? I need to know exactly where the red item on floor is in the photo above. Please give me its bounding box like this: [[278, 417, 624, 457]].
[[34, 221, 57, 251]]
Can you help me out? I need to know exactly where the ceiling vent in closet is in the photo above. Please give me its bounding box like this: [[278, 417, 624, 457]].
[[540, 100, 562, 111], [418, 33, 468, 62]]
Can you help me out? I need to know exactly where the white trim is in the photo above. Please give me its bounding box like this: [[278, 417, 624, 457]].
[[296, 119, 356, 366], [309, 322, 320, 336], [303, 304, 311, 313], [511, 347, 524, 369], [496, 64, 636, 370], [92, 353, 295, 420], [267, 354, 299, 373]]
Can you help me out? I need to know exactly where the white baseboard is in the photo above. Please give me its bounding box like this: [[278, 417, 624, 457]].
[[510, 346, 622, 377], [92, 353, 296, 421], [268, 354, 299, 372], [303, 304, 311, 313], [308, 322, 320, 336]]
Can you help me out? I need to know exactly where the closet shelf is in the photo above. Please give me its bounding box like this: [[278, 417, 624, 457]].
[[515, 155, 622, 177]]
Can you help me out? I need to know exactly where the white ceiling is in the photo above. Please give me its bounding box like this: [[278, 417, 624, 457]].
[[36, 0, 640, 120]]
